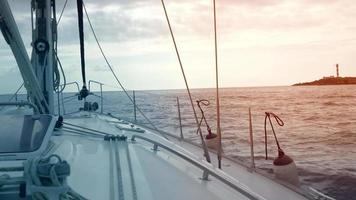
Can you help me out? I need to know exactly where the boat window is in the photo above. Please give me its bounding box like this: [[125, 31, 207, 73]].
[[0, 115, 52, 153]]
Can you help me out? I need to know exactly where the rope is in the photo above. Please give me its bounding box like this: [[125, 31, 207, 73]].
[[160, 0, 211, 163], [54, 51, 67, 93], [124, 142, 138, 200], [54, 52, 67, 115], [196, 99, 213, 136], [264, 112, 284, 159], [82, 2, 163, 135], [108, 139, 115, 200], [26, 155, 87, 200], [62, 122, 107, 136], [197, 100, 210, 124], [56, 128, 103, 139], [61, 126, 105, 138], [114, 140, 125, 200], [54, 0, 68, 115]]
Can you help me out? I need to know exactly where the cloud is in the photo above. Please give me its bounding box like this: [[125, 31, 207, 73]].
[[1, 0, 356, 92]]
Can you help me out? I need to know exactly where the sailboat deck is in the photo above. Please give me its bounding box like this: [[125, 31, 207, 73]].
[[47, 112, 309, 200], [50, 113, 246, 199]]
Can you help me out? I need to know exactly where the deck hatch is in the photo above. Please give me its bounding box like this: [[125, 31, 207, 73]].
[[0, 114, 56, 160]]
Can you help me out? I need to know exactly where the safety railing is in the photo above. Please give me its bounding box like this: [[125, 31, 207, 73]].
[[55, 80, 254, 169], [0, 101, 39, 114], [88, 80, 104, 113], [30, 78, 256, 172], [4, 80, 332, 200], [57, 81, 81, 115], [59, 81, 80, 92]]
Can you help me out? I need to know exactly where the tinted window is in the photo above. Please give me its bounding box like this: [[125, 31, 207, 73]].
[[0, 115, 52, 153]]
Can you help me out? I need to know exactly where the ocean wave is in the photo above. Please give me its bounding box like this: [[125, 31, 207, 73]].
[[298, 168, 356, 199], [323, 101, 339, 106], [344, 168, 356, 173], [319, 94, 356, 99], [304, 116, 319, 121], [323, 174, 356, 200], [335, 122, 353, 126], [331, 130, 356, 138]]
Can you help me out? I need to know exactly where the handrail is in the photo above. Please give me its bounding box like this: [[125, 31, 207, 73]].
[[127, 117, 319, 200], [57, 81, 80, 115], [88, 80, 104, 91], [130, 134, 263, 200], [59, 81, 80, 92], [0, 101, 39, 114]]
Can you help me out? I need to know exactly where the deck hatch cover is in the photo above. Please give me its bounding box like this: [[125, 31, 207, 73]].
[[0, 115, 56, 160]]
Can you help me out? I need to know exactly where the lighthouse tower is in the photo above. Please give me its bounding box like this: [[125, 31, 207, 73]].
[[336, 64, 339, 77]]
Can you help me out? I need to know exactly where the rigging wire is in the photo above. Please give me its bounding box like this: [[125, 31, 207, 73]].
[[213, 0, 223, 169], [160, 0, 211, 163], [82, 2, 163, 135], [7, 83, 24, 102], [0, 83, 25, 112], [57, 0, 68, 26]]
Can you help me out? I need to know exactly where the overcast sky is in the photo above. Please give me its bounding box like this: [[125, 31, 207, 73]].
[[1, 0, 356, 93]]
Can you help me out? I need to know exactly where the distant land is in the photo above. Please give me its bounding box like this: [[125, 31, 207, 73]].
[[293, 64, 356, 86], [293, 76, 356, 86]]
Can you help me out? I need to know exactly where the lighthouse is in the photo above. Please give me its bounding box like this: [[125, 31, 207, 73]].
[[336, 64, 339, 77]]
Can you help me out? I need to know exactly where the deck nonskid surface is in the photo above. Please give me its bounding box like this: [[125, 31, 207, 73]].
[[51, 113, 250, 199]]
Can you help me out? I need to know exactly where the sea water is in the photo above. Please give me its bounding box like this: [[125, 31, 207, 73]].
[[2, 85, 355, 199]]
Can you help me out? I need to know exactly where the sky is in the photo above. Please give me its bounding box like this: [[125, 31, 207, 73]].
[[1, 0, 356, 93]]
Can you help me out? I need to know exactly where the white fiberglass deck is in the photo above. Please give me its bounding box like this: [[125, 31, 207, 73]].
[[48, 112, 309, 200]]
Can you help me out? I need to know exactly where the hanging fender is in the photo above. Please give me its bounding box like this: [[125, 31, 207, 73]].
[[196, 99, 218, 149], [264, 112, 300, 186]]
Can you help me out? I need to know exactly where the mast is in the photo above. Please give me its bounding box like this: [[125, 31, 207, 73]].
[[0, 0, 48, 113], [30, 0, 56, 114], [76, 0, 89, 100]]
